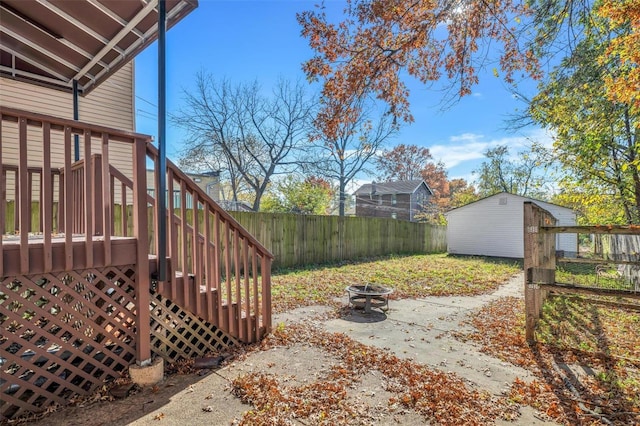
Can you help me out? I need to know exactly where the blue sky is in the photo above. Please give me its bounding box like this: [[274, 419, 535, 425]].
[[134, 0, 551, 186]]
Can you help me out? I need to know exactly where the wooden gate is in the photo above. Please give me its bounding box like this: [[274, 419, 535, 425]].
[[523, 202, 640, 342]]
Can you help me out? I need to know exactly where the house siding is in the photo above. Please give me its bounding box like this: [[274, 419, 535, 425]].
[[0, 61, 135, 131], [355, 193, 412, 220], [354, 184, 432, 222], [1, 62, 136, 201], [446, 193, 577, 258]]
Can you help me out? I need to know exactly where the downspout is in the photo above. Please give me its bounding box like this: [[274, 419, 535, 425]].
[[73, 79, 79, 161], [157, 0, 167, 281]]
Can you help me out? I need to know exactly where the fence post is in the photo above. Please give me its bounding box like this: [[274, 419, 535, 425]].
[[523, 202, 556, 343]]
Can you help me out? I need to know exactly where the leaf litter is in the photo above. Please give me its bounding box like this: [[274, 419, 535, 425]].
[[230, 322, 520, 425], [455, 296, 640, 425]]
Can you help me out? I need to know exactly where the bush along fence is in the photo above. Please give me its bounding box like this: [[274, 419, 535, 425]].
[[228, 212, 447, 269]]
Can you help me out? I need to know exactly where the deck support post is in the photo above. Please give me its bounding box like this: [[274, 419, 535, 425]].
[[156, 0, 168, 281], [132, 137, 153, 367]]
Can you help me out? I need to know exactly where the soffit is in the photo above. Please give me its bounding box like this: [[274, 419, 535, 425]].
[[0, 0, 197, 94]]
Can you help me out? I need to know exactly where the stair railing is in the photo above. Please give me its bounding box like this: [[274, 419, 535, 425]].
[[145, 143, 273, 343]]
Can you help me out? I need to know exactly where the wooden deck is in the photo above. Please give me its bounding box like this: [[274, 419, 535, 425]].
[[2, 235, 137, 276], [1, 106, 273, 420]]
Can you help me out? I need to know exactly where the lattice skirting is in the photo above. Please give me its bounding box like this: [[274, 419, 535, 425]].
[[0, 266, 138, 420], [1, 268, 238, 421], [149, 293, 237, 361]]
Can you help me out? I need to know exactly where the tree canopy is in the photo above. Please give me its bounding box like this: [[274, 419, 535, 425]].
[[598, 0, 640, 115], [298, 0, 539, 139], [473, 144, 550, 199], [528, 9, 640, 223], [261, 176, 334, 215]]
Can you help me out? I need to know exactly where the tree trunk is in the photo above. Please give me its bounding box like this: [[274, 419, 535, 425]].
[[338, 179, 346, 217]]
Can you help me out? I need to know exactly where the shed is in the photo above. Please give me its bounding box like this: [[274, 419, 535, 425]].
[[445, 192, 577, 258]]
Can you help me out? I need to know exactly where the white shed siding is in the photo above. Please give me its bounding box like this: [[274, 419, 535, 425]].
[[446, 193, 577, 258]]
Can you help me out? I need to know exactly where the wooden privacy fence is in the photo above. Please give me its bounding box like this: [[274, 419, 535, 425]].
[[228, 212, 447, 268], [523, 202, 640, 342]]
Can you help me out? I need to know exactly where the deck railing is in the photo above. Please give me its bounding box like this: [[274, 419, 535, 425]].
[[145, 144, 273, 342], [1, 106, 273, 345], [0, 107, 149, 275]]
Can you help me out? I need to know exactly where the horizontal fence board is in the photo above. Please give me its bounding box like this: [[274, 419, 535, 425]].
[[541, 225, 640, 235]]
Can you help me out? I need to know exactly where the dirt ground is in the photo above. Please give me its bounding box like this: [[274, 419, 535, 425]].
[[17, 273, 561, 426]]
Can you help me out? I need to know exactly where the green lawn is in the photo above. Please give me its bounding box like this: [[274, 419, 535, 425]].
[[270, 253, 521, 313]]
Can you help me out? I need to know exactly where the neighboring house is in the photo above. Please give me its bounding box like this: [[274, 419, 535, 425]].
[[146, 170, 220, 203], [218, 200, 254, 212], [354, 180, 433, 222], [445, 192, 578, 258]]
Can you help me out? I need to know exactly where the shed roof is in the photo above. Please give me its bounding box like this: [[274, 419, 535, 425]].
[[354, 180, 432, 196], [445, 192, 576, 216], [0, 0, 197, 94]]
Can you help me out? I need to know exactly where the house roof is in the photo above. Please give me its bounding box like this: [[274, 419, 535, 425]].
[[354, 180, 433, 196], [444, 192, 576, 216], [0, 0, 197, 95]]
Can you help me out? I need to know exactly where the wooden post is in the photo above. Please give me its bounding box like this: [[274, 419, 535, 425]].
[[64, 127, 73, 271], [91, 154, 104, 237], [523, 202, 556, 343], [101, 139, 112, 266], [42, 123, 53, 272], [133, 137, 151, 364], [261, 255, 272, 336], [0, 114, 4, 278], [19, 117, 29, 274]]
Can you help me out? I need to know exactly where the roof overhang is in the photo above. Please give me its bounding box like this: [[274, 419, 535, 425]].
[[0, 0, 197, 95]]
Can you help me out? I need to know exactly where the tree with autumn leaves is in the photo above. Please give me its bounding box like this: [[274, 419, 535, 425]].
[[528, 4, 640, 223], [376, 144, 477, 223], [598, 0, 640, 116], [297, 0, 538, 140], [299, 0, 640, 224]]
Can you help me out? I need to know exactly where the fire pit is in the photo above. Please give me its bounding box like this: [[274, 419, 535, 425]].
[[346, 284, 393, 313]]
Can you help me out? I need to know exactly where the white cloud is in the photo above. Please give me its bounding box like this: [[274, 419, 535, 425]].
[[449, 132, 484, 143], [429, 128, 555, 169], [430, 142, 489, 168]]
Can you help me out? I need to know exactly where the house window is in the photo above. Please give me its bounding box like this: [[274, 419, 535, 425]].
[[391, 212, 397, 219], [392, 194, 397, 205], [378, 195, 382, 205]]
